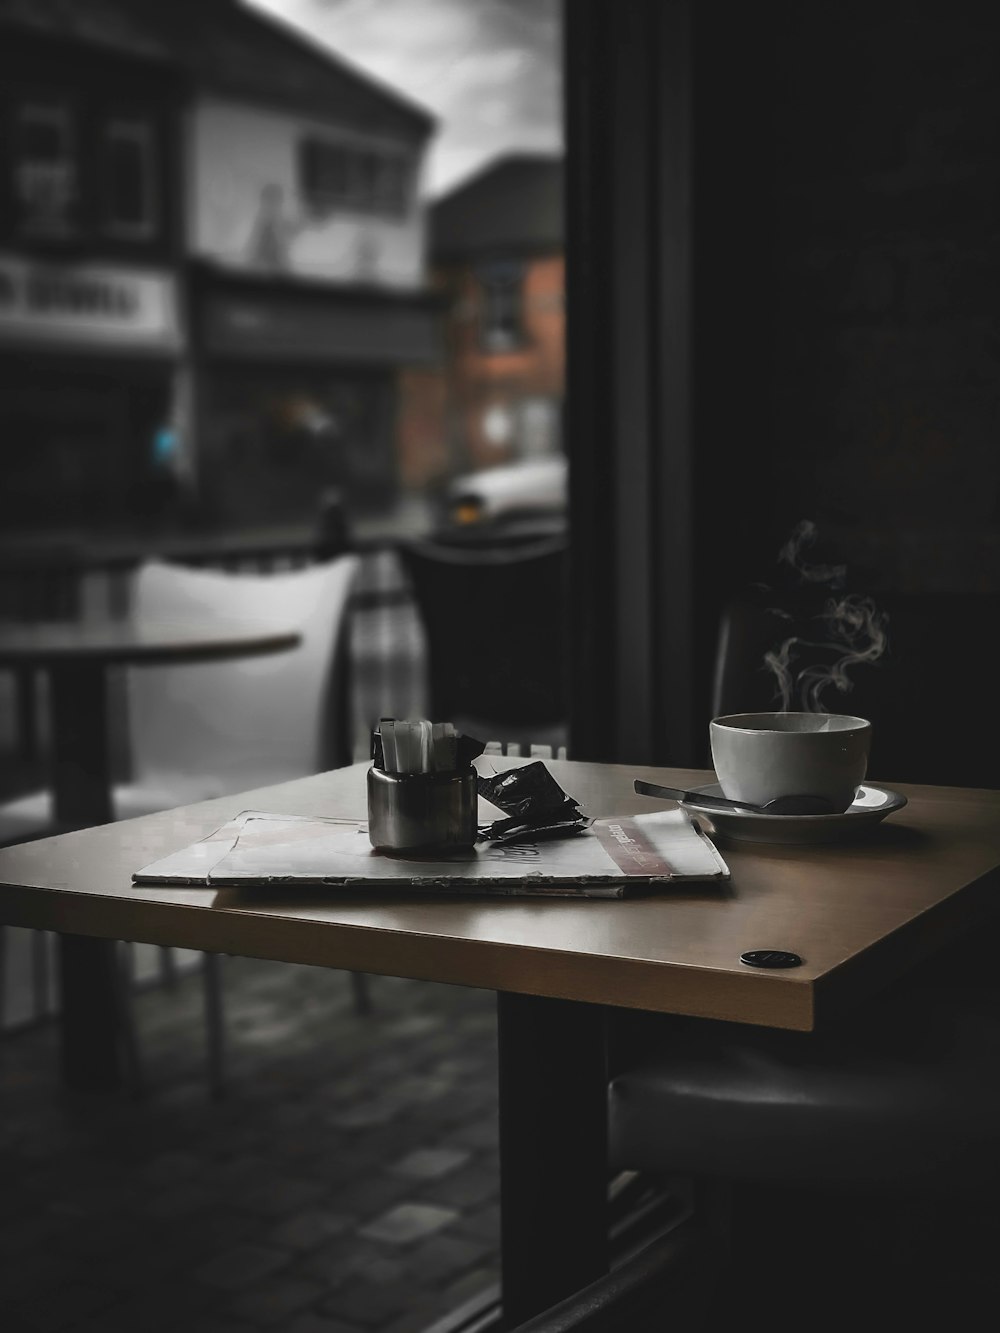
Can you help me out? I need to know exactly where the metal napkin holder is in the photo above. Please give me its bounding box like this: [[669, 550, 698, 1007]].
[[367, 722, 480, 853]]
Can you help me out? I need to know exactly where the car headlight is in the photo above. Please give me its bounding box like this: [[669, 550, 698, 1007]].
[[450, 497, 485, 525]]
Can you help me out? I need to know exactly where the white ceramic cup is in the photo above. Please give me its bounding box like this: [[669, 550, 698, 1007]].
[[709, 712, 872, 814]]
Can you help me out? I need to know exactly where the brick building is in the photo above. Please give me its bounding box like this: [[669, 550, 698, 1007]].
[[397, 154, 564, 490]]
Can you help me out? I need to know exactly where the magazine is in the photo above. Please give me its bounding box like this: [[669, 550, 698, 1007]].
[[133, 808, 730, 900]]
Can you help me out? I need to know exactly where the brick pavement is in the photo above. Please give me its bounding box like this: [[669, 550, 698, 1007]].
[[0, 958, 501, 1333]]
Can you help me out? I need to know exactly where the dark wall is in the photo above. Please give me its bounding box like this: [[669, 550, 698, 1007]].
[[564, 0, 998, 776], [702, 2, 1000, 592], [0, 31, 185, 265], [769, 3, 1000, 594], [697, 2, 1000, 785]]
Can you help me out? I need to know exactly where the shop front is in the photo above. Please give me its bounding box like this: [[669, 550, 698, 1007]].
[[191, 266, 442, 529], [0, 253, 184, 534]]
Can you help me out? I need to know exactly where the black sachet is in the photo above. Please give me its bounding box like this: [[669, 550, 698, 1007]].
[[477, 761, 591, 843], [477, 761, 575, 819], [479, 806, 592, 844]]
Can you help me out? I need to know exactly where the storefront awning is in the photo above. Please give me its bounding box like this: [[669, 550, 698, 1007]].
[[200, 278, 443, 365]]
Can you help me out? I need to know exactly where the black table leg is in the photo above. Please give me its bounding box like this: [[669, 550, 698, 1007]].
[[50, 662, 113, 829], [58, 934, 124, 1091], [497, 991, 609, 1328], [49, 663, 124, 1091]]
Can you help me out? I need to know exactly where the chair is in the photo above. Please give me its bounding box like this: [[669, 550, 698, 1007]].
[[121, 555, 359, 807], [398, 533, 569, 753], [606, 945, 1000, 1330], [0, 553, 366, 1090], [598, 594, 1000, 1329]]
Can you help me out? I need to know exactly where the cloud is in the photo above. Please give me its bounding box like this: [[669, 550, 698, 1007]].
[[245, 0, 561, 196]]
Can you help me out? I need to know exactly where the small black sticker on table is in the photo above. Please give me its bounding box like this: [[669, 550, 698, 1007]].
[[740, 949, 803, 969]]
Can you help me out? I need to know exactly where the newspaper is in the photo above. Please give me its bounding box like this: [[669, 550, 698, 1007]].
[[133, 808, 730, 900]]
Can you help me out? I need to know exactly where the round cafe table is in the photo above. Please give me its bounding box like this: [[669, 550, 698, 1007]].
[[0, 618, 300, 1090]]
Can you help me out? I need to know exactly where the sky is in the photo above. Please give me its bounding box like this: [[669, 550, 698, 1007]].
[[246, 0, 562, 198]]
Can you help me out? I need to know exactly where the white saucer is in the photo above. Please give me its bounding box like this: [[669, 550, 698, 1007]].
[[680, 783, 908, 844]]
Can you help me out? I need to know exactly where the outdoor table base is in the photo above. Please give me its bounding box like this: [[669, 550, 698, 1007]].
[[52, 661, 126, 1090], [0, 619, 300, 1092], [57, 935, 123, 1090]]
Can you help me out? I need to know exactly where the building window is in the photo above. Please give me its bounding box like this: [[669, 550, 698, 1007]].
[[479, 261, 524, 352], [102, 118, 157, 240], [12, 101, 77, 237], [517, 397, 560, 456], [298, 137, 409, 218], [482, 403, 514, 448]]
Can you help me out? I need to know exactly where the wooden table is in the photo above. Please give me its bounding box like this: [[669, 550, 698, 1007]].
[[0, 758, 999, 1327], [0, 618, 300, 1089]]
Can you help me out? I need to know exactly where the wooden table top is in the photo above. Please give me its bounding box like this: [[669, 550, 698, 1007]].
[[0, 619, 300, 667], [1, 758, 998, 1032]]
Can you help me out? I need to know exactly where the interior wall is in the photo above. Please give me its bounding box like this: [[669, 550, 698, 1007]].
[[566, 0, 1000, 780], [763, 3, 1000, 597], [700, 2, 1000, 584], [696, 1, 1000, 785]]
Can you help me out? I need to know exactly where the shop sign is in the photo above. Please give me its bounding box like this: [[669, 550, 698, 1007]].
[[204, 293, 439, 364], [0, 253, 181, 351]]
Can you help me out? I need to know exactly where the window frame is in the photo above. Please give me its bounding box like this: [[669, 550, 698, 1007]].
[[10, 96, 79, 239], [298, 135, 412, 220], [478, 259, 526, 353], [101, 114, 158, 242]]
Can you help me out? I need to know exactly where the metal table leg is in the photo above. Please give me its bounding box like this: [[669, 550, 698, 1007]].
[[497, 991, 609, 1327], [50, 662, 124, 1091]]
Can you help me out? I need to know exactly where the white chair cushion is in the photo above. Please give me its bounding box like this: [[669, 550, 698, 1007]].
[[127, 556, 359, 792]]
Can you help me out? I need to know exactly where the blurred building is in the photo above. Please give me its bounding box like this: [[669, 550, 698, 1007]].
[[0, 0, 440, 536], [398, 153, 564, 489], [0, 5, 186, 535]]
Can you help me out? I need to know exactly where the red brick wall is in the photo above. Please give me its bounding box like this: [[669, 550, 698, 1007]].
[[396, 366, 450, 491], [395, 253, 564, 487]]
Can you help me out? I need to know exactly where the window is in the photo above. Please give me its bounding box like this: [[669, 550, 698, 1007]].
[[373, 154, 408, 214], [517, 397, 560, 456], [12, 101, 77, 237], [299, 137, 410, 218], [479, 261, 525, 352], [103, 118, 157, 240]]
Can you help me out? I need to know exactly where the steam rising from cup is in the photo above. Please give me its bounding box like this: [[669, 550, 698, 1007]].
[[777, 519, 847, 589], [763, 521, 889, 713]]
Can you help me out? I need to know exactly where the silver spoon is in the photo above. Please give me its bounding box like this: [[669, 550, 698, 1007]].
[[633, 779, 837, 816]]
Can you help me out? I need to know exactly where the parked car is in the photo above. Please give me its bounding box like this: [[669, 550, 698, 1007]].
[[439, 455, 568, 542]]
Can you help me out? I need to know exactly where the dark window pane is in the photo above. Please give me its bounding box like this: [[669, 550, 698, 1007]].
[[298, 138, 320, 196], [479, 261, 525, 351], [103, 120, 155, 237], [109, 137, 143, 223], [327, 144, 351, 199], [21, 117, 63, 160], [12, 102, 76, 236], [298, 136, 407, 218]]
